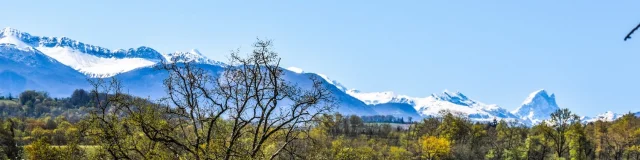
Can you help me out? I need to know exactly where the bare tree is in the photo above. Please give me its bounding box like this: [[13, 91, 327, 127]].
[[87, 39, 335, 159], [215, 39, 335, 159]]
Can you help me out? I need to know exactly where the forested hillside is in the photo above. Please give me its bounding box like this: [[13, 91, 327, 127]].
[[1, 89, 640, 159]]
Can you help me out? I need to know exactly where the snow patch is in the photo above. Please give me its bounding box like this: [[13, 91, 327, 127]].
[[346, 90, 398, 105], [36, 46, 157, 78], [286, 67, 304, 74], [0, 34, 32, 51]]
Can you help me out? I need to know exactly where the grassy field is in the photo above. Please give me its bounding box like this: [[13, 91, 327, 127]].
[[28, 145, 101, 156], [79, 145, 100, 156], [0, 99, 18, 105]]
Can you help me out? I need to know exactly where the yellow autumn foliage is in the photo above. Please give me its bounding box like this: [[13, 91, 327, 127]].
[[420, 135, 451, 159]]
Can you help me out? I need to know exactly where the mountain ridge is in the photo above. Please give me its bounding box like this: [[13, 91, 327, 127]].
[[1, 27, 637, 125], [345, 88, 520, 122], [0, 27, 223, 78], [1, 27, 164, 60]]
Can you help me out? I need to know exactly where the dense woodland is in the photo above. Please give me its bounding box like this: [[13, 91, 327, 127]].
[[1, 40, 640, 160]]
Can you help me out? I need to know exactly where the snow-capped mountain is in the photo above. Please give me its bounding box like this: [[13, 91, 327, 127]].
[[581, 111, 624, 123], [511, 89, 560, 124], [0, 27, 379, 116], [346, 89, 519, 122], [2, 27, 638, 123], [0, 40, 88, 96], [0, 27, 164, 77]]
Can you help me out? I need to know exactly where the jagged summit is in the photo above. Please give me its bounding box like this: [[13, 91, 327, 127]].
[[522, 89, 556, 105], [1, 27, 21, 36], [0, 31, 33, 51], [0, 27, 30, 38], [512, 89, 560, 124]]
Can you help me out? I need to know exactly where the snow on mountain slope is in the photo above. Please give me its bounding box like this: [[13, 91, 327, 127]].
[[416, 91, 519, 121], [0, 27, 164, 78], [346, 89, 399, 105], [285, 67, 348, 92], [581, 111, 624, 123], [283, 68, 377, 115], [36, 46, 157, 77], [511, 89, 559, 124], [286, 67, 304, 74], [163, 49, 224, 65], [8, 27, 639, 121], [0, 29, 33, 51], [0, 43, 88, 97], [1, 27, 374, 116], [347, 89, 519, 121]]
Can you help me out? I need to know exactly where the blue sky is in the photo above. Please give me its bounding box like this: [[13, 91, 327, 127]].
[[2, 0, 640, 116]]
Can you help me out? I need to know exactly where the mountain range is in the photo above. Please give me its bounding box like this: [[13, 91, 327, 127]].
[[0, 27, 637, 125]]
